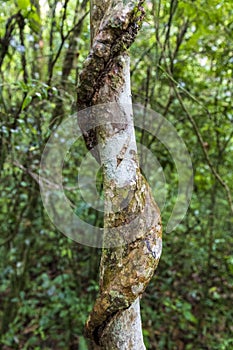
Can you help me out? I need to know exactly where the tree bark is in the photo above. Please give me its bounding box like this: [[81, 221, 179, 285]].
[[77, 1, 162, 348]]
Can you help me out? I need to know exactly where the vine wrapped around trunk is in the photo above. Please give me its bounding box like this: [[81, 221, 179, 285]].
[[77, 1, 162, 348]]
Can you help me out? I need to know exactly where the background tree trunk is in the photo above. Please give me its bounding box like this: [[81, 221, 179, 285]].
[[77, 1, 162, 348]]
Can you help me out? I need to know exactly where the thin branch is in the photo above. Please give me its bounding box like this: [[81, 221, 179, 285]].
[[158, 65, 212, 117], [18, 14, 28, 83], [220, 129, 233, 156], [157, 0, 178, 68], [47, 0, 57, 84], [60, 0, 70, 41], [170, 19, 189, 72], [0, 11, 21, 68], [0, 233, 18, 247], [13, 161, 79, 191], [169, 78, 233, 215], [130, 43, 156, 77], [47, 11, 89, 85]]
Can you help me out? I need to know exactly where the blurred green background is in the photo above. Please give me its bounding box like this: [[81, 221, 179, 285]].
[[0, 0, 232, 349]]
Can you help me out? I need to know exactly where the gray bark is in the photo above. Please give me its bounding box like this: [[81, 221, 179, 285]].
[[77, 1, 162, 348], [100, 299, 145, 350]]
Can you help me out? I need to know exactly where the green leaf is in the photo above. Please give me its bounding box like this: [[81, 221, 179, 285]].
[[28, 10, 41, 34], [17, 0, 31, 11], [18, 81, 28, 92], [22, 95, 32, 110], [183, 310, 198, 324]]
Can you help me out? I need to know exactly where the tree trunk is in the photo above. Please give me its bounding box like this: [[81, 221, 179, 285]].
[[77, 1, 162, 348]]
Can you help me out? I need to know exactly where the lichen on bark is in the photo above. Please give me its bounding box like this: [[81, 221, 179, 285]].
[[77, 0, 162, 348], [77, 0, 145, 162], [85, 172, 162, 343]]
